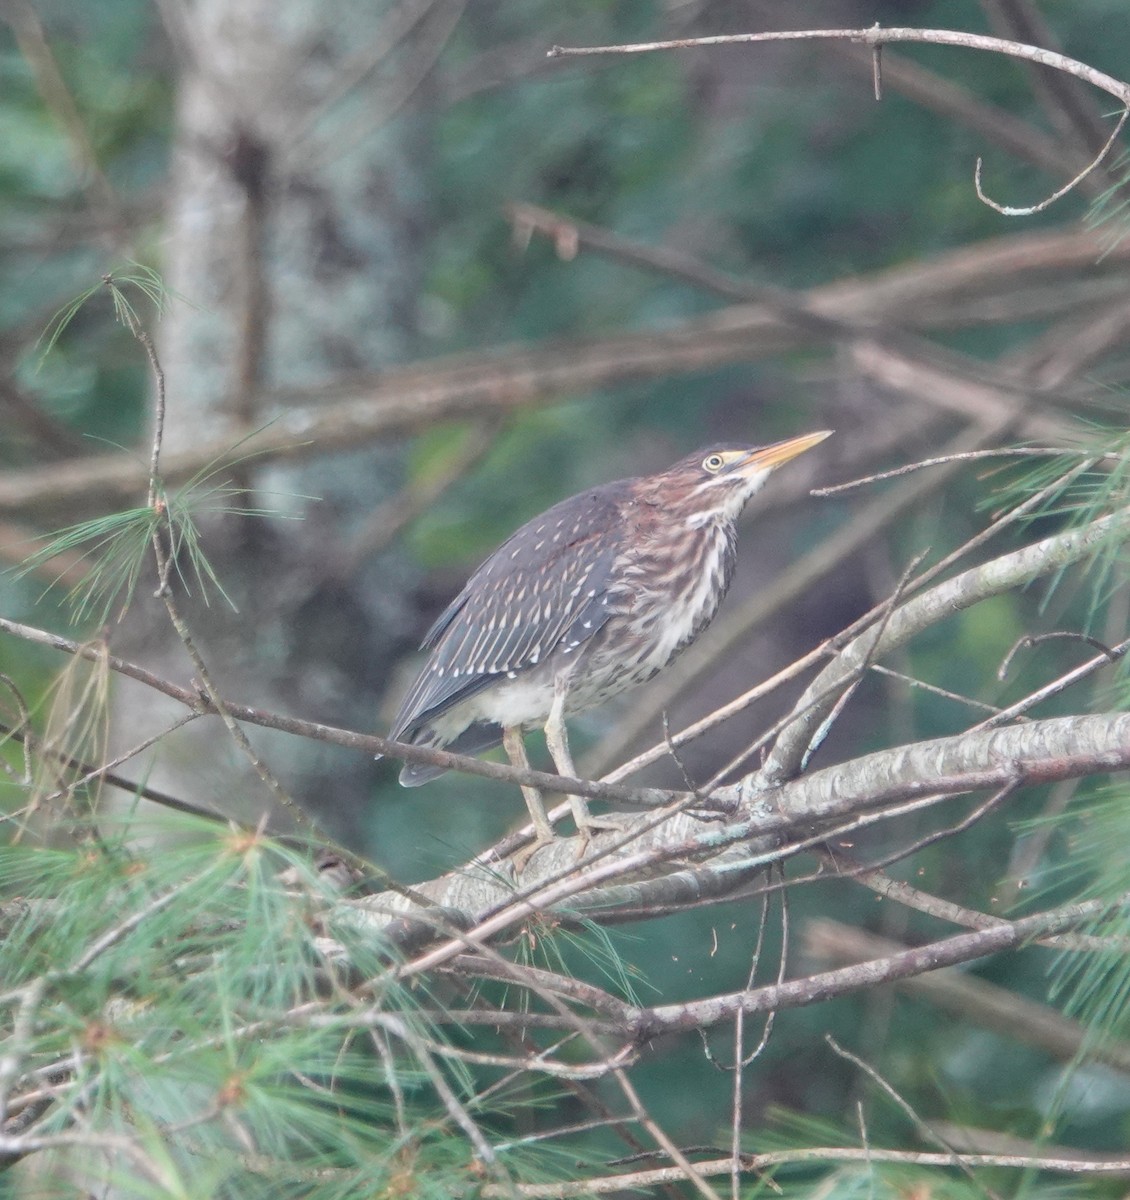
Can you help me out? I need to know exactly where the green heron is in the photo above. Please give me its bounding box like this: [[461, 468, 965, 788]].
[[386, 431, 831, 853]]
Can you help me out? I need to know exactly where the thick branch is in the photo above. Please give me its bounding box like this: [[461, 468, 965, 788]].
[[352, 712, 1130, 952], [804, 919, 1130, 1074], [756, 503, 1130, 787], [633, 890, 1125, 1038]]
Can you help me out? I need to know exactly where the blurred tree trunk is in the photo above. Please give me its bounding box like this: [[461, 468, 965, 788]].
[[112, 0, 427, 844]]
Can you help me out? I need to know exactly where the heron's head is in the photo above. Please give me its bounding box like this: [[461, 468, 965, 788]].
[[648, 430, 833, 526]]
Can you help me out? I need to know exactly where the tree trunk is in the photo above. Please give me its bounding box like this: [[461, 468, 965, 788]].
[[113, 0, 427, 843]]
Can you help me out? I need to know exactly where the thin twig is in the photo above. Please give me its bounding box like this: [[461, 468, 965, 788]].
[[594, 421, 1014, 784], [120, 286, 312, 832], [977, 637, 1130, 727], [975, 106, 1128, 215], [0, 718, 221, 823], [799, 551, 928, 774], [868, 664, 1005, 717], [547, 27, 1130, 111], [826, 1035, 1001, 1200], [828, 36, 1100, 193], [834, 863, 1129, 953], [980, 0, 1118, 163], [0, 613, 678, 813], [808, 920, 1130, 1076], [834, 783, 1020, 878], [810, 446, 1107, 496], [611, 1066, 725, 1200], [480, 1146, 1130, 1197], [998, 629, 1118, 680], [632, 890, 1130, 1038]]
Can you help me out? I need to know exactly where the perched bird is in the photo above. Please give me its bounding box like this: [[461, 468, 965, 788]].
[[386, 431, 831, 854]]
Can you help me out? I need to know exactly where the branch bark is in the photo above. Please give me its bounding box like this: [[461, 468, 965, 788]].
[[755, 503, 1130, 788], [804, 918, 1130, 1074], [350, 711, 1130, 954], [1, 226, 1126, 517]]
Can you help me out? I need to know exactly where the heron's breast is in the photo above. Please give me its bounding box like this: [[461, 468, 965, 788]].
[[569, 522, 736, 705]]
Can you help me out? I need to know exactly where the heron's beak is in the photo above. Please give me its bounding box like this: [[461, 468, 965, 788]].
[[739, 429, 833, 473]]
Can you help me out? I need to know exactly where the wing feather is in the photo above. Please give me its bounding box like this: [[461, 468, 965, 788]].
[[390, 483, 630, 739]]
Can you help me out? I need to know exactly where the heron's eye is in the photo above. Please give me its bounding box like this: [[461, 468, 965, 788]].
[[702, 453, 725, 473]]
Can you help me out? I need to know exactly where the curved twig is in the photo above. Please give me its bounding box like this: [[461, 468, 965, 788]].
[[975, 106, 1129, 215], [997, 629, 1119, 679]]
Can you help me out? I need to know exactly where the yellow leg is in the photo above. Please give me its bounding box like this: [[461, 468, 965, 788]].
[[502, 725, 556, 868], [545, 682, 632, 847]]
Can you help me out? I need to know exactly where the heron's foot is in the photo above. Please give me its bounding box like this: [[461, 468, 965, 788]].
[[571, 809, 637, 859], [511, 829, 558, 875], [511, 812, 634, 873]]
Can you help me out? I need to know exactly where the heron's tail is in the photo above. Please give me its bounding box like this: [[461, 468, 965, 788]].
[[395, 722, 504, 786]]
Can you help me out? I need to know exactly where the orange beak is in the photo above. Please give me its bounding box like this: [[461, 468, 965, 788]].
[[737, 429, 833, 473]]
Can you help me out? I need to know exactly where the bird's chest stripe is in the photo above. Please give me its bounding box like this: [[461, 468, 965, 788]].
[[619, 524, 734, 672]]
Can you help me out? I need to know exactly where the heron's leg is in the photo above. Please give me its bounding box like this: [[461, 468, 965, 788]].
[[502, 726, 556, 864], [544, 681, 578, 776], [545, 681, 633, 844]]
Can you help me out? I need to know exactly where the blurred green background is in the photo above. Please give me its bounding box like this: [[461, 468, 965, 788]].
[[3, 0, 1130, 1182]]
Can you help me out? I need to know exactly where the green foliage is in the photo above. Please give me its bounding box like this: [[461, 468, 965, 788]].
[[514, 911, 651, 1008], [16, 504, 166, 625], [15, 266, 314, 625], [0, 813, 545, 1198], [1046, 784, 1130, 1027], [36, 262, 171, 364], [982, 434, 1130, 627], [1086, 129, 1130, 251], [6, 2, 1130, 1194], [13, 441, 300, 625]]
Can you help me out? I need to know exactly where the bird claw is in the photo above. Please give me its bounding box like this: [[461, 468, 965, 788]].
[[511, 832, 556, 875], [510, 813, 637, 875], [572, 811, 637, 859]]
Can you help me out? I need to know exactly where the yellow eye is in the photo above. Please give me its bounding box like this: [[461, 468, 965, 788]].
[[702, 453, 725, 473]]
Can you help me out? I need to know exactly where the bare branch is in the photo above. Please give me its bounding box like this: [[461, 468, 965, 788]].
[[480, 1146, 1130, 1198], [808, 920, 1130, 1075], [825, 1035, 990, 1195], [633, 891, 1127, 1039], [0, 616, 675, 815], [547, 27, 1130, 110], [1, 226, 1125, 516], [756, 502, 1130, 787], [975, 106, 1128, 215], [832, 41, 1104, 193], [980, 0, 1118, 160]]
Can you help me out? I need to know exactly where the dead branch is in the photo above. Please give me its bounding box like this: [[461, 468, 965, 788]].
[[804, 918, 1130, 1074], [0, 226, 1125, 517]]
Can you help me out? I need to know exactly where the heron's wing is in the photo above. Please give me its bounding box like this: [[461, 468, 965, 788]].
[[390, 483, 630, 739]]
